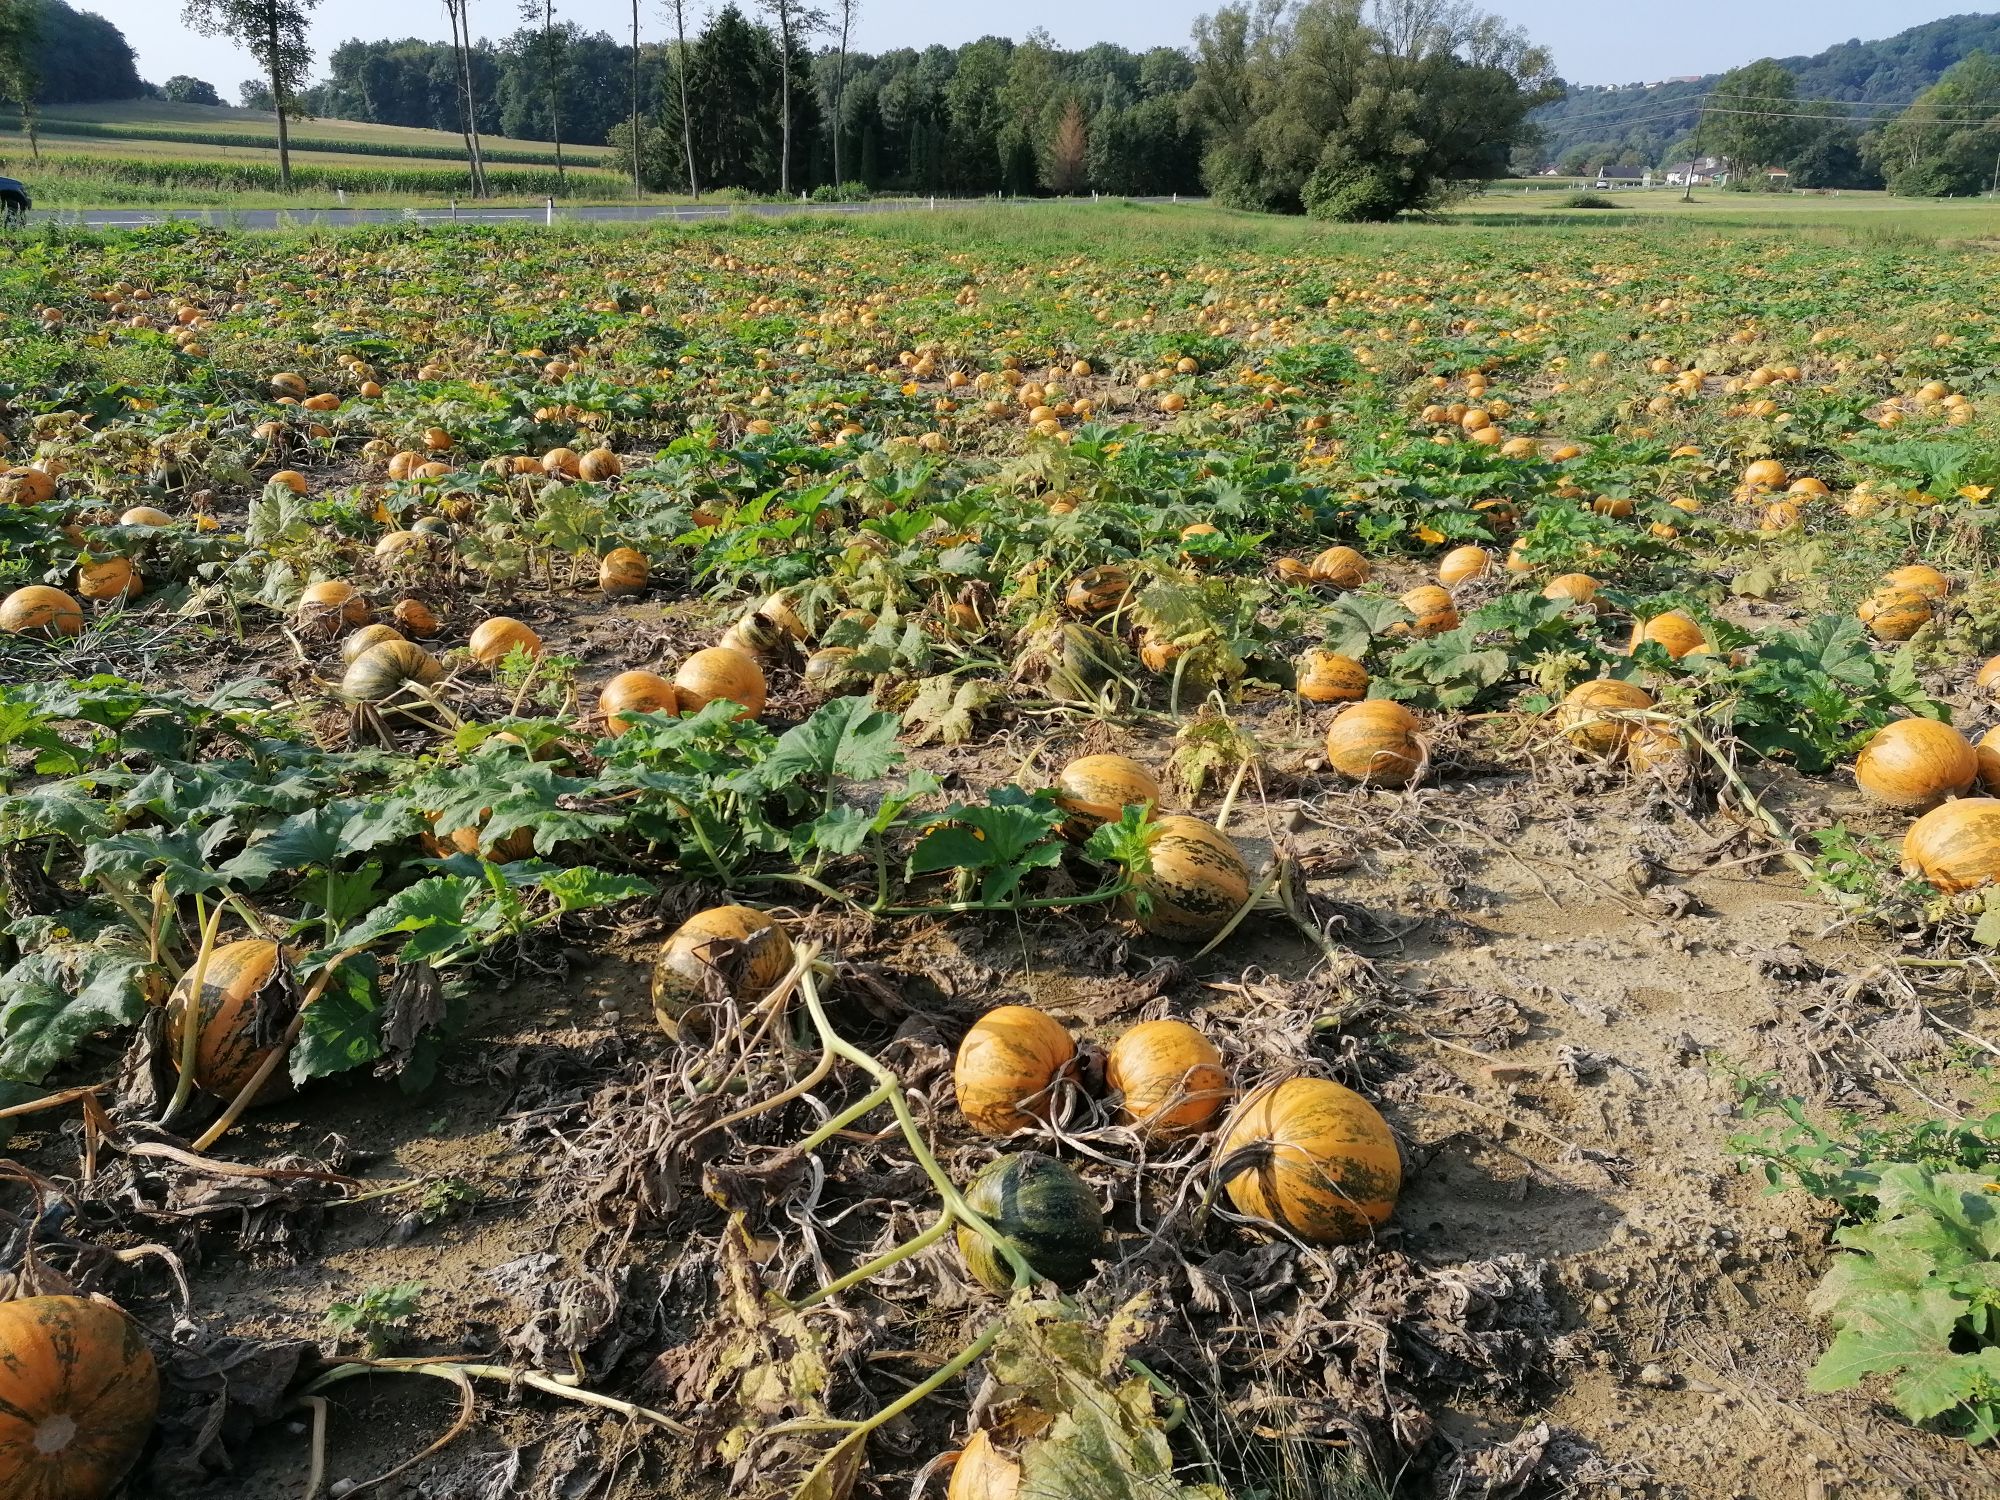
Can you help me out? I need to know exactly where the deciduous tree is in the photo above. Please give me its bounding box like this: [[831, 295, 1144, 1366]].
[[758, 0, 828, 195], [1696, 58, 1806, 179], [163, 73, 224, 105], [182, 0, 321, 189], [0, 0, 42, 161]]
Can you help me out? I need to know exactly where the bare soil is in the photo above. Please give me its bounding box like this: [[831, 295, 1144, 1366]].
[[22, 551, 2000, 1500]]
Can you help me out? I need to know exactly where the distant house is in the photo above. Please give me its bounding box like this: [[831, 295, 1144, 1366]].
[[1765, 168, 1792, 187], [1665, 156, 1727, 187]]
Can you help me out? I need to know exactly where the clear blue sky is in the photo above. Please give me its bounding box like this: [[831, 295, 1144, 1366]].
[[93, 1, 1974, 95]]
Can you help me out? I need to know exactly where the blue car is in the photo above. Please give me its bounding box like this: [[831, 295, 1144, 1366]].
[[0, 177, 30, 224]]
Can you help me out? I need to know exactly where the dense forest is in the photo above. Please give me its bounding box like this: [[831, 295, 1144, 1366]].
[[306, 19, 1205, 199], [0, 0, 142, 104]]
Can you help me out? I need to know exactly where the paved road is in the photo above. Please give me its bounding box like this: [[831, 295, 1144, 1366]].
[[41, 196, 1195, 231]]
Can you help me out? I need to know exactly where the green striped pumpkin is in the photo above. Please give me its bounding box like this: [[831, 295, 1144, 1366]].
[[1214, 1077, 1401, 1244], [166, 939, 294, 1102], [956, 1152, 1105, 1293], [1126, 815, 1250, 942]]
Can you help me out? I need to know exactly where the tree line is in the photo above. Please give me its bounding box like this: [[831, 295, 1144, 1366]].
[[21, 0, 1983, 213]]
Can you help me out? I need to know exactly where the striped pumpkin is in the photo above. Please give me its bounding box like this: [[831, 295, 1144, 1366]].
[[954, 1006, 1075, 1136], [166, 939, 294, 1103], [1856, 588, 1930, 643], [1296, 650, 1368, 703], [1214, 1077, 1401, 1243], [1052, 754, 1158, 836], [650, 907, 793, 1038], [1127, 816, 1250, 942], [955, 1151, 1105, 1292], [1903, 798, 2000, 893], [1323, 700, 1425, 786], [0, 1296, 159, 1500]]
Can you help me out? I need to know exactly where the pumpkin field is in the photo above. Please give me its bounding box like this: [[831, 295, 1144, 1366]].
[[3, 203, 2000, 1500]]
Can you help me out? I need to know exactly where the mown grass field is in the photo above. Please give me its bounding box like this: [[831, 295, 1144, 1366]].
[[0, 202, 1997, 1500]]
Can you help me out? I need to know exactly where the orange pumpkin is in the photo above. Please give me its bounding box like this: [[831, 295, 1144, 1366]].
[[1323, 700, 1425, 786], [1975, 655, 2000, 697], [391, 598, 440, 638], [1053, 754, 1159, 836], [1436, 545, 1490, 588], [1742, 458, 1788, 489], [166, 939, 293, 1101], [0, 1296, 159, 1500], [1628, 611, 1706, 659], [1296, 650, 1368, 704], [467, 616, 541, 667], [1627, 723, 1691, 776], [119, 506, 172, 527], [674, 647, 766, 719], [597, 547, 649, 597], [954, 1005, 1076, 1136], [1307, 545, 1369, 589], [947, 1429, 1020, 1500], [1902, 798, 2000, 892], [651, 906, 794, 1038], [1129, 816, 1251, 941], [578, 448, 623, 482], [542, 447, 582, 478], [1105, 1019, 1230, 1138], [1854, 719, 1978, 810], [1542, 572, 1601, 610], [1857, 588, 1931, 643], [1398, 584, 1458, 638], [1558, 679, 1654, 755], [2, 467, 58, 506], [0, 585, 84, 637], [295, 580, 369, 637], [599, 670, 678, 733], [1883, 564, 1949, 600], [1214, 1076, 1401, 1243], [1978, 727, 2000, 795], [1064, 564, 1132, 615]]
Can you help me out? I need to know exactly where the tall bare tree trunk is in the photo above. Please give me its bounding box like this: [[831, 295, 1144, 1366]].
[[833, 4, 850, 187], [673, 1, 697, 199], [443, 2, 480, 195], [268, 9, 291, 190], [630, 0, 642, 196], [544, 1, 565, 187], [777, 9, 792, 196], [452, 2, 489, 197]]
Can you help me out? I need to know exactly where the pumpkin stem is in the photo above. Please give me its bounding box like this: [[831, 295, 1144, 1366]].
[[791, 1214, 954, 1310], [158, 895, 227, 1129], [792, 956, 1039, 1291], [1627, 709, 1817, 882]]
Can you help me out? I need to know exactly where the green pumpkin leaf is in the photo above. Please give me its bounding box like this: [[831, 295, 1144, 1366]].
[[755, 695, 904, 792], [290, 960, 385, 1085], [0, 941, 153, 1084]]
